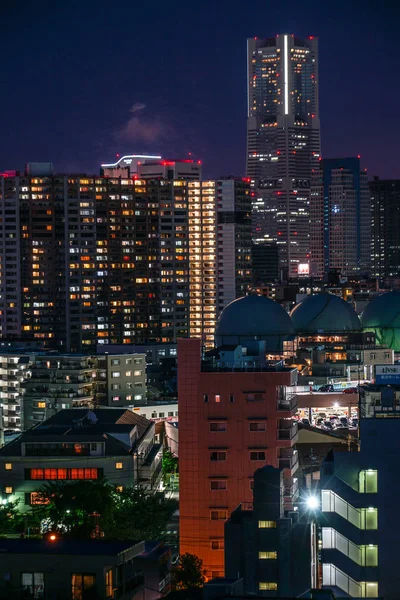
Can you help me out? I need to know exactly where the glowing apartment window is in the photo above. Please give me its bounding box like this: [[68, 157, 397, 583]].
[[21, 572, 45, 599], [259, 551, 277, 560], [71, 574, 96, 600], [259, 583, 277, 591], [215, 394, 221, 403], [359, 470, 378, 493], [105, 570, 113, 598], [5, 463, 12, 471], [115, 462, 123, 470], [5, 487, 12, 494], [258, 521, 276, 528], [37, 402, 46, 409], [210, 510, 228, 520]]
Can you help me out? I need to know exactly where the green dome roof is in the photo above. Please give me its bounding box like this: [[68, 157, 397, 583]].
[[215, 295, 294, 350], [290, 293, 361, 334], [361, 291, 400, 350]]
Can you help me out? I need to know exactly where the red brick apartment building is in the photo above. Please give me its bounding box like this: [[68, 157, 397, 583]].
[[178, 337, 299, 579]]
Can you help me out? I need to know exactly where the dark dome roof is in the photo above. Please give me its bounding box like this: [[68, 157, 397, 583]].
[[361, 291, 400, 328], [361, 291, 400, 350], [290, 293, 361, 333], [215, 295, 294, 350]]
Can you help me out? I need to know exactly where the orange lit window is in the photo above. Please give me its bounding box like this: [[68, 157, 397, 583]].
[[46, 225, 52, 231], [30, 492, 49, 505]]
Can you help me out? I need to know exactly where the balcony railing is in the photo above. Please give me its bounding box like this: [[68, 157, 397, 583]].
[[284, 477, 299, 497], [279, 453, 299, 470]]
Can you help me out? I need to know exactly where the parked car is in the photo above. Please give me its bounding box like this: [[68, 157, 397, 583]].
[[315, 418, 324, 427], [301, 418, 311, 427], [319, 384, 334, 392], [350, 418, 359, 428], [339, 417, 349, 427], [324, 421, 336, 431], [343, 387, 358, 394]]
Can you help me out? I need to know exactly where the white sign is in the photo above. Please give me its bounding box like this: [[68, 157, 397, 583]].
[[375, 365, 400, 375], [298, 263, 310, 275]]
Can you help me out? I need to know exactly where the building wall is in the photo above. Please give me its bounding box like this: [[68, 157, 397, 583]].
[[102, 353, 146, 406], [370, 178, 400, 278], [178, 338, 298, 578], [310, 158, 371, 278], [320, 415, 400, 599], [0, 543, 145, 600], [216, 179, 252, 315], [164, 422, 179, 456], [0, 453, 136, 510]]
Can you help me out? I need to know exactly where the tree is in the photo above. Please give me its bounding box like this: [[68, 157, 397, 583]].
[[34, 481, 177, 542], [104, 486, 178, 541], [0, 499, 24, 535], [162, 449, 178, 478], [36, 479, 115, 538], [172, 553, 206, 591]]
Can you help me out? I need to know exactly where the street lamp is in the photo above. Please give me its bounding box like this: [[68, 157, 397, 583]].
[[305, 494, 320, 510]]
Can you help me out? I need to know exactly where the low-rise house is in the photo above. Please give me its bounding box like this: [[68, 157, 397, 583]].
[[0, 408, 162, 509]]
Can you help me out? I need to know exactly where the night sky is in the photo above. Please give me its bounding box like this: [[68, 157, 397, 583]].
[[1, 0, 399, 179]]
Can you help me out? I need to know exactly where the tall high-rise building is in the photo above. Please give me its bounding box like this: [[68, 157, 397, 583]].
[[370, 177, 400, 279], [216, 179, 252, 314], [310, 158, 371, 279], [0, 168, 251, 352], [247, 35, 320, 278]]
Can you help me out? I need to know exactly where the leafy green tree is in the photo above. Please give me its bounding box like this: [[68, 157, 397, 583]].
[[37, 479, 115, 538], [104, 486, 177, 540], [0, 499, 24, 535], [172, 553, 206, 591], [162, 449, 178, 478], [35, 481, 177, 541]]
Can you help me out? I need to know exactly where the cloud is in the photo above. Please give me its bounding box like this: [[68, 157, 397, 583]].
[[115, 104, 173, 144], [130, 102, 146, 113]]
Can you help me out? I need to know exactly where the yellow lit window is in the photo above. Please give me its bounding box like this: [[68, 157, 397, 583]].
[[115, 462, 123, 470], [46, 225, 52, 231], [5, 463, 12, 471], [37, 402, 46, 408], [116, 486, 124, 493], [259, 551, 277, 559], [105, 569, 113, 598], [5, 487, 12, 494], [259, 583, 278, 591], [258, 521, 276, 528], [359, 470, 378, 493]]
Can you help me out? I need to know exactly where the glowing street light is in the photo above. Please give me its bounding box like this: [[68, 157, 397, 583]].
[[306, 495, 320, 510]]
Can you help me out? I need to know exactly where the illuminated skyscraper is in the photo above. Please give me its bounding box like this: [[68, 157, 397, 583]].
[[310, 158, 371, 279], [247, 35, 320, 278]]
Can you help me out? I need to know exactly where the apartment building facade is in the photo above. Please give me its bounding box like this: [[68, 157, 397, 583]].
[[178, 337, 299, 579], [0, 169, 251, 351]]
